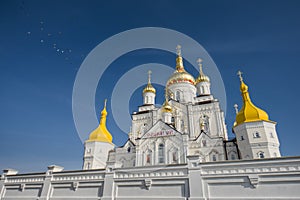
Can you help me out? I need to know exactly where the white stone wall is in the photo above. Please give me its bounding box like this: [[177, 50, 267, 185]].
[[1, 157, 300, 200]]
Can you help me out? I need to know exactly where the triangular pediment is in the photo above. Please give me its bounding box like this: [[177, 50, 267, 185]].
[[122, 139, 136, 148], [140, 120, 181, 139]]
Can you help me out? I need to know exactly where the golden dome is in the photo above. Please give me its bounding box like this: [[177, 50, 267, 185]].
[[143, 70, 156, 94], [162, 88, 172, 113], [162, 100, 172, 113], [234, 71, 270, 127], [166, 46, 195, 87], [87, 99, 113, 143], [195, 58, 210, 83]]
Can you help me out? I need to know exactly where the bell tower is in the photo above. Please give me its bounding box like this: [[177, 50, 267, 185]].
[[83, 100, 114, 169], [233, 71, 281, 159]]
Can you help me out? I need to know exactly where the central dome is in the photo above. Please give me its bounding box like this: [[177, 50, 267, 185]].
[[166, 56, 195, 87], [167, 70, 195, 87]]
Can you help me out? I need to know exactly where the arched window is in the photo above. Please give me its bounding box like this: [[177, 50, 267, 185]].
[[146, 150, 152, 164], [211, 151, 218, 161], [258, 152, 265, 158], [175, 91, 180, 101], [199, 115, 209, 133], [87, 162, 91, 169], [212, 155, 217, 161], [202, 140, 207, 147], [172, 151, 178, 163], [145, 96, 149, 104], [158, 144, 165, 164], [127, 147, 131, 153], [201, 86, 205, 94], [181, 120, 184, 131], [231, 153, 236, 160]]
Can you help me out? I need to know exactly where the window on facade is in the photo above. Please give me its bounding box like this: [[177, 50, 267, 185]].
[[145, 96, 149, 104], [127, 147, 131, 153], [181, 120, 184, 131], [212, 154, 217, 161], [87, 162, 91, 169], [270, 132, 274, 138], [172, 151, 178, 163], [158, 144, 165, 164], [254, 132, 260, 138], [231, 154, 236, 160], [201, 86, 205, 94], [202, 140, 207, 147], [171, 117, 175, 123], [146, 150, 152, 164], [176, 91, 180, 101], [241, 135, 245, 141], [258, 152, 265, 158]]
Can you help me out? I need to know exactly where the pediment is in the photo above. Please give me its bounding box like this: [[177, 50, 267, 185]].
[[140, 120, 181, 139]]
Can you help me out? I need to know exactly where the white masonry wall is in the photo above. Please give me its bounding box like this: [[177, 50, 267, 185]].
[[1, 156, 300, 200]]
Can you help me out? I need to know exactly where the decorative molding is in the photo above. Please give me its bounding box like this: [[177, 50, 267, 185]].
[[144, 178, 152, 189], [115, 170, 186, 179], [19, 183, 25, 191], [72, 181, 79, 191], [248, 174, 259, 188], [201, 165, 300, 175], [6, 177, 44, 183]]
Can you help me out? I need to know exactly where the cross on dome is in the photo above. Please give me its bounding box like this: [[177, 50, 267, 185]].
[[176, 45, 182, 56], [237, 70, 243, 82], [197, 58, 203, 73], [148, 70, 152, 84]]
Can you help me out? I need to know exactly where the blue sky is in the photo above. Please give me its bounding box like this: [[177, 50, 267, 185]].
[[1, 0, 300, 173]]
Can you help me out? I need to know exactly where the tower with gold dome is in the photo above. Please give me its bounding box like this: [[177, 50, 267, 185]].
[[83, 100, 115, 169], [233, 71, 281, 159], [166, 45, 196, 103]]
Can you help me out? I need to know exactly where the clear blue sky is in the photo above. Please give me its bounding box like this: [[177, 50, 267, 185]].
[[1, 0, 300, 173]]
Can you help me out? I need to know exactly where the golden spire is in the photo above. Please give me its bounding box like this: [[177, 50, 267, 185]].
[[143, 70, 156, 94], [234, 71, 270, 127], [195, 58, 210, 83], [176, 45, 184, 72], [162, 88, 172, 113], [87, 99, 113, 143]]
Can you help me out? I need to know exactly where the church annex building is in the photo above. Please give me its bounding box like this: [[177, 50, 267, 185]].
[[1, 46, 300, 200]]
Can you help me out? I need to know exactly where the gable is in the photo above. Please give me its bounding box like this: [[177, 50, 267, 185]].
[[140, 120, 180, 139]]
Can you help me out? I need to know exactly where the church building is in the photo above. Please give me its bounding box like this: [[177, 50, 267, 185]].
[[83, 45, 281, 170]]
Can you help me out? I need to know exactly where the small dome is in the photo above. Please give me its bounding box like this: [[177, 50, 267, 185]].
[[195, 58, 210, 84], [143, 83, 156, 94], [196, 73, 210, 83], [143, 70, 156, 94], [162, 101, 172, 113]]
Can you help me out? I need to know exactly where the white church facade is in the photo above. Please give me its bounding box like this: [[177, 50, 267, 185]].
[[0, 46, 299, 200]]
